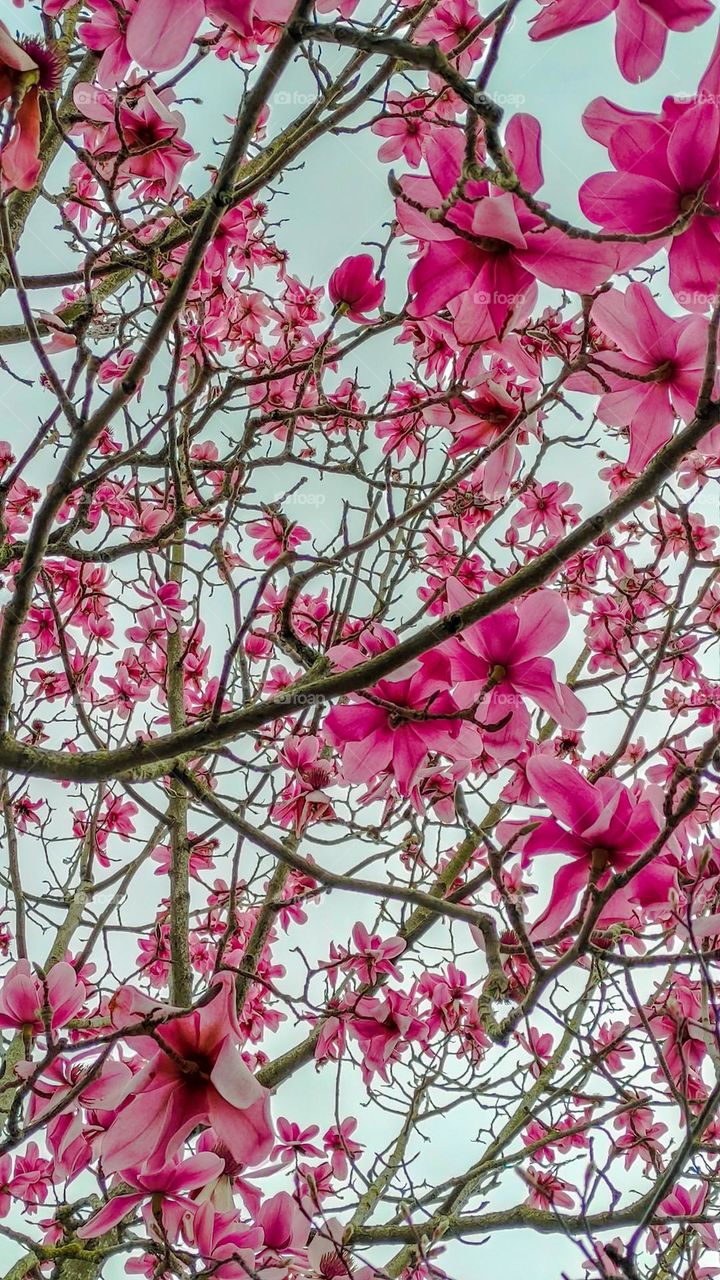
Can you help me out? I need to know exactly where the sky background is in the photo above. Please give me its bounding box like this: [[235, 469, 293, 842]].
[[0, 2, 717, 1277]]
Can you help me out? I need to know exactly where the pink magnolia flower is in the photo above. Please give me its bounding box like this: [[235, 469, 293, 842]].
[[100, 973, 274, 1175], [443, 579, 586, 762], [0, 26, 61, 191], [8, 1142, 52, 1211], [418, 963, 475, 1036], [645, 977, 710, 1099], [328, 254, 385, 322], [348, 989, 426, 1083], [135, 577, 187, 630], [658, 1184, 718, 1250], [190, 1200, 262, 1278], [613, 1106, 668, 1170], [325, 650, 480, 797], [414, 0, 488, 73], [593, 1021, 635, 1073], [305, 1217, 375, 1280], [579, 92, 720, 311], [255, 1191, 309, 1266], [515, 481, 581, 539], [271, 1117, 323, 1165], [401, 117, 623, 342], [73, 82, 197, 200], [77, 1152, 224, 1238], [12, 793, 44, 833], [529, 0, 714, 83], [323, 1118, 363, 1181], [522, 1165, 576, 1210], [339, 922, 406, 985], [0, 960, 86, 1034], [521, 756, 675, 937], [426, 379, 523, 499], [78, 0, 136, 86], [247, 515, 311, 564], [126, 0, 255, 71], [271, 733, 337, 831], [372, 92, 433, 167], [571, 284, 709, 471]]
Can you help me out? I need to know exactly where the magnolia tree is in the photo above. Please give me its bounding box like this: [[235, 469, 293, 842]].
[[0, 0, 719, 1278]]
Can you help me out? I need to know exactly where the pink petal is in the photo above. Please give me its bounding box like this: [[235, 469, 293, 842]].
[[579, 172, 679, 233], [409, 241, 478, 316], [514, 589, 569, 657], [651, 0, 714, 29], [192, 971, 243, 1054], [592, 283, 668, 362], [529, 0, 616, 39], [667, 100, 720, 192], [526, 757, 603, 833], [471, 193, 527, 249], [510, 658, 587, 728], [208, 0, 255, 35], [519, 227, 618, 292], [126, 0, 205, 71], [613, 0, 666, 82], [210, 1038, 270, 1111], [531, 859, 591, 939], [101, 1077, 181, 1174], [582, 96, 651, 146], [522, 818, 591, 860], [2, 91, 41, 192], [627, 391, 675, 471], [325, 702, 387, 744], [207, 1091, 274, 1167], [392, 727, 429, 793], [505, 114, 544, 195], [668, 219, 720, 309], [76, 1193, 143, 1239]]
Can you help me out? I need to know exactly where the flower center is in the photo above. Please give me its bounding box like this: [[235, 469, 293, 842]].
[[679, 191, 699, 215], [590, 847, 609, 873], [475, 235, 510, 255]]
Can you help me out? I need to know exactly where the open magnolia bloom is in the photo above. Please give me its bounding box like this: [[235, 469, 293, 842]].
[[529, 0, 714, 83], [0, 23, 61, 190], [126, 0, 258, 70], [520, 757, 676, 938], [568, 283, 709, 472], [100, 973, 274, 1176]]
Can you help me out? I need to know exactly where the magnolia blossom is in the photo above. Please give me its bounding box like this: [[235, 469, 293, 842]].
[[100, 973, 274, 1174], [0, 960, 85, 1034], [328, 254, 385, 322], [529, 0, 714, 83], [521, 757, 675, 937], [325, 649, 481, 796], [73, 81, 197, 199], [400, 117, 625, 343], [0, 25, 61, 190], [580, 84, 720, 309], [78, 1153, 225, 1238], [570, 283, 709, 471], [126, 0, 255, 71], [443, 579, 586, 762]]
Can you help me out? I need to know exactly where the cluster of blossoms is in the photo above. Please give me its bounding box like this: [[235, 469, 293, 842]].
[[0, 0, 718, 1278]]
